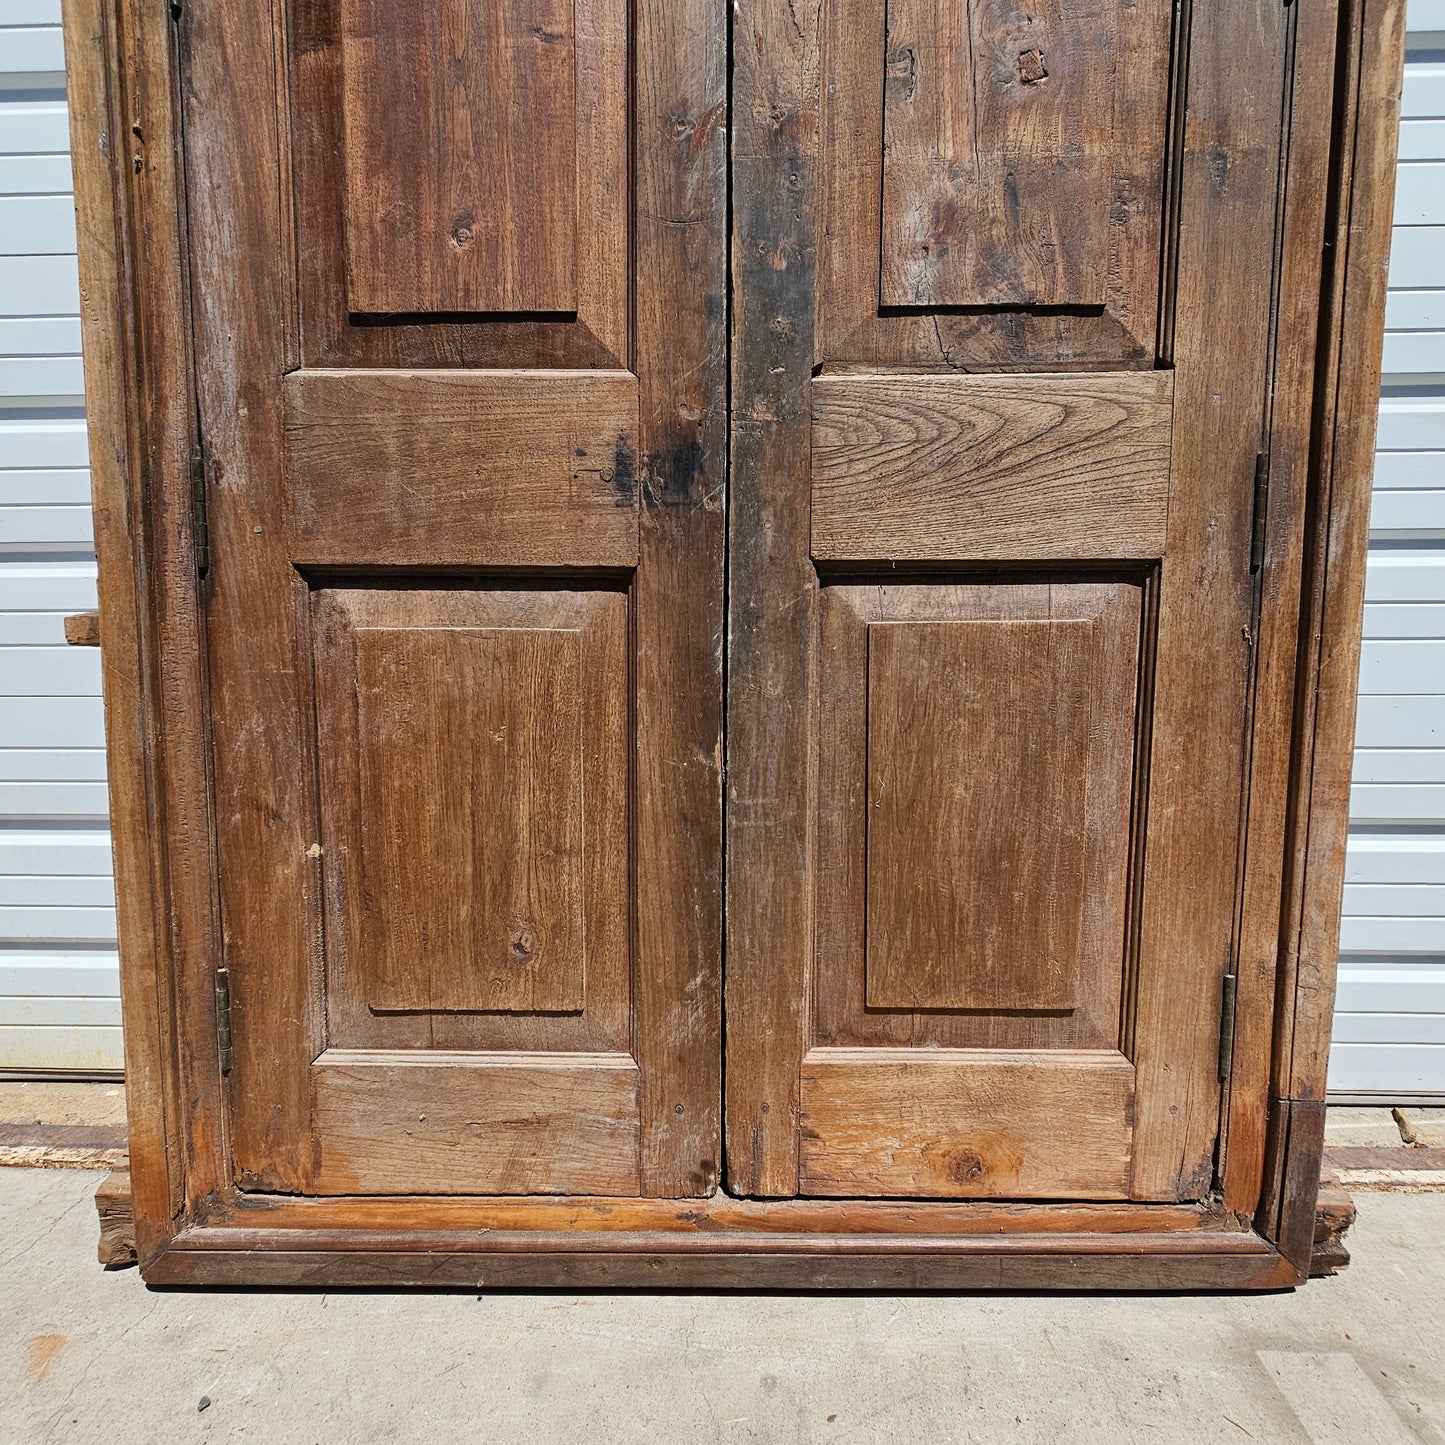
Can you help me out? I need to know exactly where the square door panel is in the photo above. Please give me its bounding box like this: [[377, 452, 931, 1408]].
[[311, 585, 629, 1041], [815, 578, 1143, 1049]]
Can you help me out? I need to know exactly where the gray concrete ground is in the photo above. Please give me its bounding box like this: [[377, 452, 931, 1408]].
[[0, 1166, 1441, 1445]]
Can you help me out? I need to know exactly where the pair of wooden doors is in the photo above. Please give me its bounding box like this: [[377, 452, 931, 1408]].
[[181, 0, 1292, 1206]]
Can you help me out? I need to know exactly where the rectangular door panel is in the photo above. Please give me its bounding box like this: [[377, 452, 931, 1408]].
[[340, 0, 579, 314], [820, 0, 1173, 366], [810, 371, 1173, 560], [799, 1050, 1135, 1197], [879, 0, 1163, 311], [312, 1052, 641, 1195], [285, 371, 639, 568], [815, 579, 1141, 1052]]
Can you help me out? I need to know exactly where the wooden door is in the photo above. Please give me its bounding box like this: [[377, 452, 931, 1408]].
[[180, 0, 726, 1195], [727, 0, 1292, 1200]]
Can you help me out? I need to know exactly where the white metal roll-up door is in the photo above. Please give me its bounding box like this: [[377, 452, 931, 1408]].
[[0, 0, 1441, 1087], [0, 0, 122, 1074], [1330, 0, 1445, 1101]]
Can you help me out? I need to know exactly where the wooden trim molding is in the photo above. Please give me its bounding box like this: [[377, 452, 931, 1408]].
[[62, 0, 1403, 1287]]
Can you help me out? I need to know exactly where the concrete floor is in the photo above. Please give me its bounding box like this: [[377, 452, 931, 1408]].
[[0, 1168, 1440, 1444]]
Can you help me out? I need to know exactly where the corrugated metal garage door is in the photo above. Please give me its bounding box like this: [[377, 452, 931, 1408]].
[[0, 0, 1440, 1087], [1330, 0, 1445, 1100], [0, 1, 121, 1074]]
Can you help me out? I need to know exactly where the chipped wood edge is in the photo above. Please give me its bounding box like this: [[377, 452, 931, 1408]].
[[95, 1169, 138, 1267]]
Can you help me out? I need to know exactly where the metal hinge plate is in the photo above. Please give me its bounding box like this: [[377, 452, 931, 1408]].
[[215, 965, 232, 1075], [1249, 452, 1269, 574], [1218, 971, 1239, 1081], [190, 441, 209, 578]]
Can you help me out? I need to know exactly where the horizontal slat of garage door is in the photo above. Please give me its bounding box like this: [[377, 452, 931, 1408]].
[[0, 13, 120, 1075]]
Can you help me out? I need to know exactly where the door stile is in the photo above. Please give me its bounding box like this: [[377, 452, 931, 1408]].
[[1126, 0, 1295, 1199], [725, 0, 820, 1197], [631, 0, 729, 1196], [178, 0, 318, 1191]]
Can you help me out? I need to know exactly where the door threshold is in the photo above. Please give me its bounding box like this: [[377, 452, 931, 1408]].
[[132, 1191, 1302, 1291]]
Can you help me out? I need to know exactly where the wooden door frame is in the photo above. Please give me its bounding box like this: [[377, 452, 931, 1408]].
[[64, 0, 1403, 1286]]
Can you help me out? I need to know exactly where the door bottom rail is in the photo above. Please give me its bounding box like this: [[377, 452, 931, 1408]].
[[109, 1187, 1323, 1290]]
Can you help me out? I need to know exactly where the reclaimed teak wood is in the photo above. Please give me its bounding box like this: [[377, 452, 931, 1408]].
[[64, 0, 1403, 1287]]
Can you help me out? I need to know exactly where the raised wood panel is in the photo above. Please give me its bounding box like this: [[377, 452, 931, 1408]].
[[817, 0, 1173, 366], [799, 1049, 1136, 1197], [284, 370, 639, 569], [353, 626, 584, 1014], [313, 586, 630, 1050], [811, 370, 1173, 560], [289, 0, 628, 368], [312, 1051, 642, 1195], [339, 0, 577, 315], [882, 0, 1117, 307], [816, 579, 1142, 1050], [868, 620, 1084, 1011]]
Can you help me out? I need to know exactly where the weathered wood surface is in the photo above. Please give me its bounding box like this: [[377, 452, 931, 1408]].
[[1125, 0, 1291, 1201], [339, 0, 578, 314], [292, 0, 628, 367], [799, 1050, 1135, 1198], [284, 370, 639, 568], [815, 579, 1139, 1053], [1310, 1186, 1355, 1277], [95, 1170, 137, 1267], [63, 611, 101, 646], [311, 587, 627, 1026], [1220, 0, 1345, 1219], [311, 1052, 642, 1195], [810, 371, 1174, 561], [879, 0, 1168, 310]]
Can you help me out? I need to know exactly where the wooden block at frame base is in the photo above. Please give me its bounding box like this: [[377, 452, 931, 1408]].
[[1310, 1183, 1356, 1278], [95, 1169, 136, 1268]]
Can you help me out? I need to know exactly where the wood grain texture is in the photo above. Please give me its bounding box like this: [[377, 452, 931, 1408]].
[[180, 0, 322, 1192], [881, 0, 1122, 307], [1125, 0, 1292, 1201], [312, 1051, 642, 1195], [1275, 0, 1405, 1110], [63, 611, 101, 646], [865, 617, 1122, 1013], [94, 1170, 136, 1267], [816, 579, 1140, 1051], [818, 0, 1170, 366], [290, 0, 627, 368], [725, 0, 819, 1196], [284, 370, 639, 569], [1221, 0, 1344, 1215], [312, 586, 628, 1035], [143, 1187, 1290, 1290], [145, 1242, 1295, 1291], [218, 1191, 1235, 1236], [810, 370, 1173, 561], [339, 0, 577, 314], [63, 0, 228, 1252], [629, 0, 728, 1195], [799, 1049, 1135, 1198]]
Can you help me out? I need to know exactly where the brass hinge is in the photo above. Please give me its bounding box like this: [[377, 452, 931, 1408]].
[[1249, 452, 1270, 574], [190, 441, 209, 578], [1217, 971, 1239, 1081], [215, 965, 233, 1075]]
